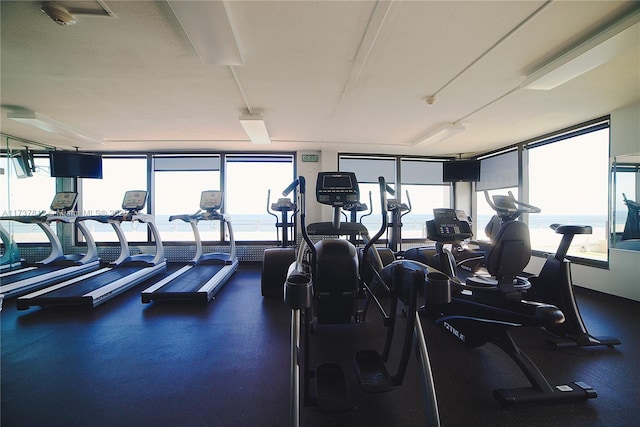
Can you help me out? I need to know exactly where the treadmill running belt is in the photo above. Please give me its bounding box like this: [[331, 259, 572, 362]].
[[1, 266, 60, 283], [153, 265, 223, 294], [36, 267, 142, 298]]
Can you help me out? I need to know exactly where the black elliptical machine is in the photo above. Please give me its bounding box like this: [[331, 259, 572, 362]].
[[403, 207, 597, 405], [261, 187, 298, 298], [284, 172, 440, 427]]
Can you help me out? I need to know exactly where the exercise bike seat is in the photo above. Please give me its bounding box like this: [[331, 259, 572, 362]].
[[466, 220, 532, 297]]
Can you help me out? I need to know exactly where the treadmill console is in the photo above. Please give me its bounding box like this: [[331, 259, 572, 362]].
[[200, 190, 223, 211], [50, 192, 78, 212], [122, 190, 148, 212], [426, 208, 473, 243], [316, 171, 360, 207]]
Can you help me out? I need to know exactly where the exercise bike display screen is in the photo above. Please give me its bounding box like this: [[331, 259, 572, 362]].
[[323, 175, 352, 189]]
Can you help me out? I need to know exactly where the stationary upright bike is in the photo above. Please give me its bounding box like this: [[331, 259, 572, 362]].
[[409, 208, 597, 405]]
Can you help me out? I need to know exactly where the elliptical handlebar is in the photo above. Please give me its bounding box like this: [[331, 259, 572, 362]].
[[266, 189, 278, 221], [362, 176, 390, 268], [401, 190, 412, 219], [283, 178, 300, 197], [296, 176, 317, 274], [359, 191, 374, 223]]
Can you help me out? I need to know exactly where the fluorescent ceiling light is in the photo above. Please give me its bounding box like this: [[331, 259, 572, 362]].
[[239, 114, 271, 145], [168, 0, 243, 66], [7, 110, 104, 145], [522, 9, 640, 90], [411, 122, 465, 146]]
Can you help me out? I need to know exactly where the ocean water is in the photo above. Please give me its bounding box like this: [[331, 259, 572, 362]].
[[1, 213, 611, 258]]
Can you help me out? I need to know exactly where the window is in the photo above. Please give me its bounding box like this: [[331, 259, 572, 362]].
[[613, 165, 637, 236], [224, 155, 295, 242], [339, 156, 396, 236], [153, 155, 221, 242], [400, 159, 450, 240], [476, 150, 520, 240], [80, 156, 148, 243], [0, 154, 56, 243], [527, 123, 609, 261]]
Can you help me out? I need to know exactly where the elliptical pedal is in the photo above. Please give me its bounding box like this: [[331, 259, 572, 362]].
[[354, 349, 394, 393], [315, 363, 352, 412]]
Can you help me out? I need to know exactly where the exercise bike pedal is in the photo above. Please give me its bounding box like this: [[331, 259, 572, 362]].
[[354, 349, 394, 393], [315, 363, 352, 412]]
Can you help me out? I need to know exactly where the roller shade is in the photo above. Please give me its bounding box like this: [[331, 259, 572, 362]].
[[339, 156, 396, 184], [476, 150, 518, 191], [154, 155, 220, 171], [401, 159, 444, 185]]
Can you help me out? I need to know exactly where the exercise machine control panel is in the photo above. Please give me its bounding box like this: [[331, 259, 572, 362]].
[[200, 190, 223, 211], [50, 192, 78, 213], [316, 171, 360, 207], [122, 190, 148, 212], [427, 208, 473, 243]]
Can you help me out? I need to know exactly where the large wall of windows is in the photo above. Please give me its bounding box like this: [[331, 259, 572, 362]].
[[526, 121, 610, 262], [79, 154, 295, 244], [1, 120, 611, 266], [474, 120, 610, 264]]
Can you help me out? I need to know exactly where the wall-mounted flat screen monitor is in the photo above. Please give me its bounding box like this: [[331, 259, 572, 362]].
[[442, 160, 480, 182], [11, 150, 33, 178], [50, 152, 103, 179]]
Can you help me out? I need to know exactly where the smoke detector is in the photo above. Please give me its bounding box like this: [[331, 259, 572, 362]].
[[41, 3, 77, 26]]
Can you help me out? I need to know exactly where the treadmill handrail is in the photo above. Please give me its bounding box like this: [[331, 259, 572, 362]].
[[76, 210, 165, 267]]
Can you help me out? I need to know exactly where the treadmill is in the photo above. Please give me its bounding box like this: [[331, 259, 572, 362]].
[[0, 192, 101, 298], [17, 190, 166, 309], [141, 190, 238, 304]]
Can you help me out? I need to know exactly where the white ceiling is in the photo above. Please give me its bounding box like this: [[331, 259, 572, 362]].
[[1, 0, 639, 157]]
